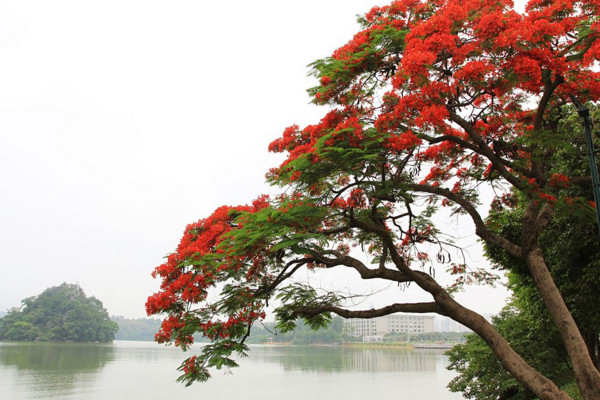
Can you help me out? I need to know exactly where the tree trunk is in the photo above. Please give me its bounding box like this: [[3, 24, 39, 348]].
[[434, 291, 573, 400], [404, 260, 574, 399], [407, 268, 574, 399], [525, 248, 600, 400]]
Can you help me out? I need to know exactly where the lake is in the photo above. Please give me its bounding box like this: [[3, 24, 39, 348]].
[[0, 341, 464, 399]]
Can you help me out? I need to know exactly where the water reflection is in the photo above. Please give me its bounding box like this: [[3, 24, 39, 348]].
[[0, 342, 115, 371], [249, 345, 442, 373], [0, 342, 463, 400], [0, 342, 114, 398]]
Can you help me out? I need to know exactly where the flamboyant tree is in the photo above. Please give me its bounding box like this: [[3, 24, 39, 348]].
[[147, 1, 600, 399]]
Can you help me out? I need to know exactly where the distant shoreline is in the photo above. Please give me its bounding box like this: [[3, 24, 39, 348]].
[[341, 342, 413, 349], [255, 341, 458, 350]]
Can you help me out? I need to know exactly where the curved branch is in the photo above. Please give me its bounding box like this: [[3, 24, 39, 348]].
[[408, 183, 523, 258], [256, 258, 313, 299], [310, 250, 413, 283], [421, 133, 481, 152], [346, 210, 451, 296], [422, 133, 530, 180], [298, 302, 444, 318], [447, 109, 526, 191], [533, 73, 563, 132]]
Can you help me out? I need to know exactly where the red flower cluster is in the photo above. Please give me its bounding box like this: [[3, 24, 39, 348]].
[[549, 174, 570, 188], [146, 196, 271, 346], [384, 130, 422, 152]]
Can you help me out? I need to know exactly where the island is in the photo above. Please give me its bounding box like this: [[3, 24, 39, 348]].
[[0, 283, 118, 343]]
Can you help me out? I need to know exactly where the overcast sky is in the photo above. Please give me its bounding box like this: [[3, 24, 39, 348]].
[[0, 0, 515, 319]]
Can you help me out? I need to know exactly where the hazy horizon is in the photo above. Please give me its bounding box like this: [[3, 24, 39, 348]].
[[0, 0, 523, 319]]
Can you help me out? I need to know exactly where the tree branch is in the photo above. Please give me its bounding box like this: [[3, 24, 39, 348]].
[[310, 250, 413, 283], [408, 183, 523, 258], [447, 109, 526, 191], [297, 302, 444, 318], [536, 203, 554, 235]]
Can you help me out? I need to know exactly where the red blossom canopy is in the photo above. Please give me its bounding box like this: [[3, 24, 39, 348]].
[[148, 1, 600, 398]]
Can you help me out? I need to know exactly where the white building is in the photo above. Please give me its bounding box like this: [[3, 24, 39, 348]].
[[346, 313, 435, 338]]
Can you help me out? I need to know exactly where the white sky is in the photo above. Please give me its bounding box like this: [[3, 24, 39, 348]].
[[0, 0, 512, 318]]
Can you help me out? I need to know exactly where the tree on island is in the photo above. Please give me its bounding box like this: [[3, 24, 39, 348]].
[[146, 1, 600, 399], [0, 283, 118, 343]]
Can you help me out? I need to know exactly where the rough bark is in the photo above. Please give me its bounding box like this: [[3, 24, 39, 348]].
[[408, 185, 600, 398], [525, 248, 600, 400], [379, 226, 575, 399], [518, 199, 600, 400], [435, 293, 573, 400]]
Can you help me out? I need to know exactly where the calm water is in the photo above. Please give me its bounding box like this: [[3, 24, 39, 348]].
[[0, 341, 464, 399]]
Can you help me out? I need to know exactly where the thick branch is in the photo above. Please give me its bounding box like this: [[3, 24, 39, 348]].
[[447, 109, 526, 191], [298, 302, 443, 318], [536, 203, 555, 235], [316, 226, 352, 235], [311, 251, 412, 283], [422, 133, 480, 151], [569, 175, 592, 186], [312, 204, 577, 400], [408, 183, 523, 258], [525, 248, 600, 399], [438, 296, 573, 400], [345, 212, 411, 274], [422, 134, 528, 176], [533, 73, 563, 132]]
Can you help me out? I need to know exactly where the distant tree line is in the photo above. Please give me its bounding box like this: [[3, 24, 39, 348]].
[[385, 331, 468, 343], [0, 283, 117, 343], [245, 317, 465, 344], [111, 314, 470, 344], [247, 317, 347, 344], [111, 316, 162, 341]]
